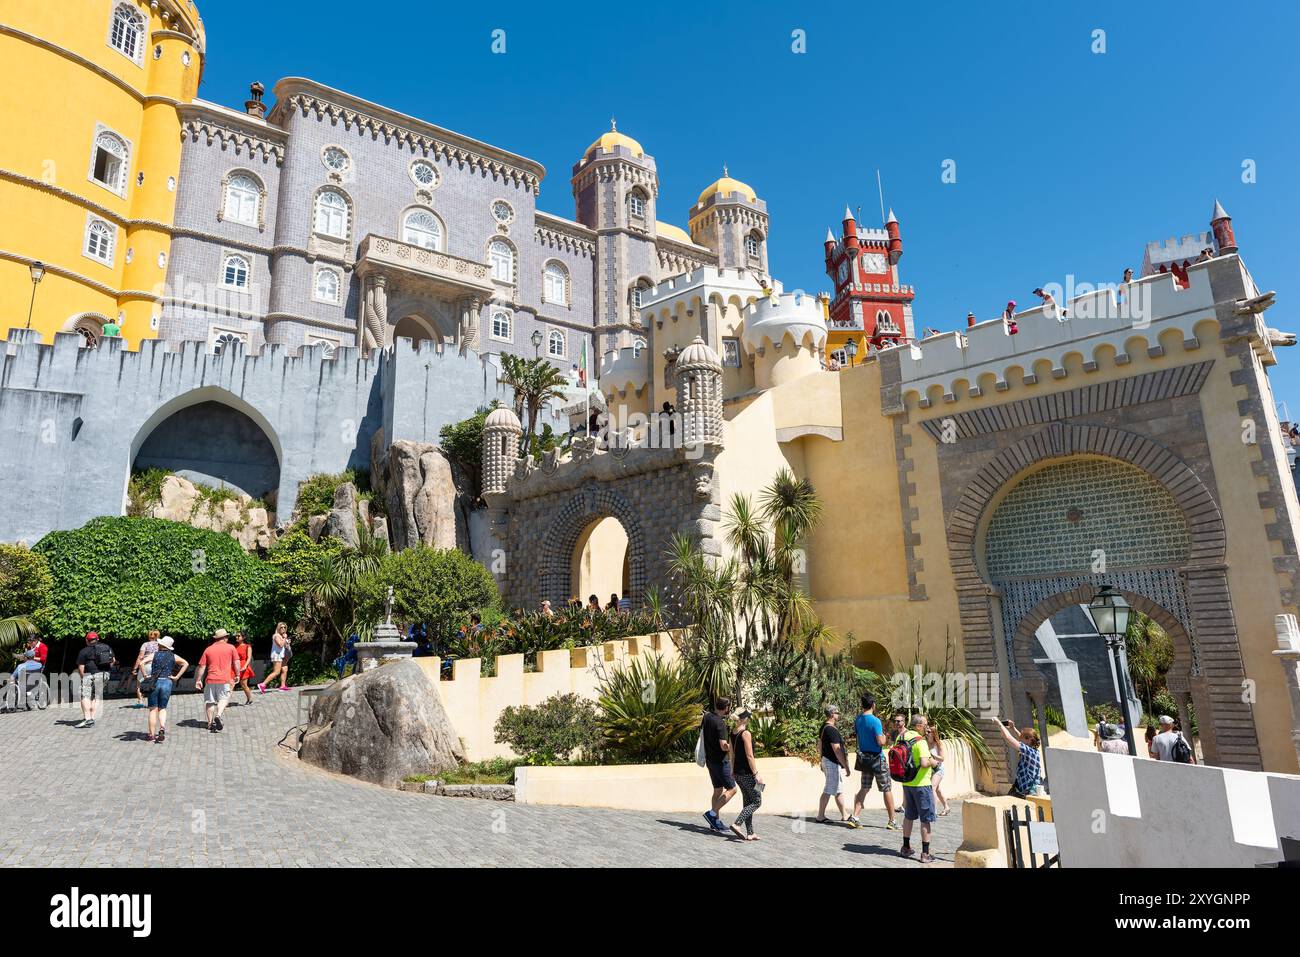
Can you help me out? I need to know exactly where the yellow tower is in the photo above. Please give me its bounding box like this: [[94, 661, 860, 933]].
[[0, 0, 204, 346]]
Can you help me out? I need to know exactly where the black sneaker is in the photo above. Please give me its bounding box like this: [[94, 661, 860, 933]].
[[214, 717, 224, 732], [155, 730, 165, 744], [83, 719, 95, 728]]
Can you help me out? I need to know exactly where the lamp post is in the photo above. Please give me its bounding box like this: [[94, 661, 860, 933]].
[[845, 336, 859, 368], [25, 261, 45, 331], [531, 329, 543, 358], [1089, 584, 1138, 756]]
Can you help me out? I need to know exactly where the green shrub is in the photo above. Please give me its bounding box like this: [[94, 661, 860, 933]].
[[597, 654, 702, 763], [264, 527, 342, 624], [294, 469, 372, 519], [287, 653, 341, 687], [356, 545, 499, 641], [494, 693, 601, 762], [0, 543, 52, 620], [126, 468, 171, 517], [32, 516, 278, 640]]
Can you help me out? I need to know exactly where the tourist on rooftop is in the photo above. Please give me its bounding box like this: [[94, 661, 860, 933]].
[[1033, 287, 1067, 322], [1003, 302, 1019, 336]]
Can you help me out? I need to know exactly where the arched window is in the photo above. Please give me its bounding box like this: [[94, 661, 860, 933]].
[[627, 188, 647, 220], [90, 130, 128, 194], [211, 330, 247, 356], [543, 262, 568, 304], [314, 189, 348, 239], [84, 218, 115, 264], [402, 209, 442, 250], [489, 240, 515, 283], [221, 254, 250, 289], [314, 267, 340, 303], [745, 231, 763, 260], [633, 337, 647, 357], [490, 310, 512, 341], [109, 4, 145, 62], [630, 279, 653, 310], [547, 330, 566, 358], [223, 173, 261, 226]]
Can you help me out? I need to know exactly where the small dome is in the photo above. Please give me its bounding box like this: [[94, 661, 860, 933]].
[[585, 129, 644, 160], [677, 336, 722, 372], [484, 406, 522, 431], [697, 174, 757, 206], [655, 221, 694, 245]]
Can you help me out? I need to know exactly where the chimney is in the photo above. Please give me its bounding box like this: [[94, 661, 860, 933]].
[[245, 81, 266, 119]]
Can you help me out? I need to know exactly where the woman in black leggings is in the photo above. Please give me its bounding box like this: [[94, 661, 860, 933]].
[[730, 708, 763, 841]]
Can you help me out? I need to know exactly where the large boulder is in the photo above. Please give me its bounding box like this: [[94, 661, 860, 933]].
[[298, 659, 463, 788], [383, 439, 470, 551], [147, 474, 274, 551], [319, 481, 361, 548]]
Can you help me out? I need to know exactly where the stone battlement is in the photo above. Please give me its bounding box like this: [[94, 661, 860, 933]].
[[742, 287, 827, 349], [640, 264, 765, 306], [1143, 231, 1215, 273], [599, 344, 649, 391], [892, 256, 1252, 407]]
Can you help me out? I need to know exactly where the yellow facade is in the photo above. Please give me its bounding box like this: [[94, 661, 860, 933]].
[[0, 0, 203, 345]]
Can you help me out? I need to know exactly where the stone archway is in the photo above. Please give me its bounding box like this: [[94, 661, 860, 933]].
[[945, 422, 1261, 778], [539, 486, 649, 607]]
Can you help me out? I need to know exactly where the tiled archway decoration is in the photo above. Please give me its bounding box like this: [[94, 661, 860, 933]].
[[539, 485, 649, 607], [946, 422, 1262, 780]]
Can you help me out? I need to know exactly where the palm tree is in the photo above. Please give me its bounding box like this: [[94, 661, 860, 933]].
[[0, 614, 37, 666], [304, 533, 388, 661], [498, 355, 570, 455]]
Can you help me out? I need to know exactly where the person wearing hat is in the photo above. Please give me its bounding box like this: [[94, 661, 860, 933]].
[[814, 704, 852, 825], [1094, 721, 1128, 755], [144, 636, 189, 744], [1150, 715, 1194, 763], [74, 631, 115, 729], [195, 629, 240, 733], [1003, 301, 1019, 335]]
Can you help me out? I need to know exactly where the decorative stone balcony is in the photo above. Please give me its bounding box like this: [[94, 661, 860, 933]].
[[355, 234, 495, 298]]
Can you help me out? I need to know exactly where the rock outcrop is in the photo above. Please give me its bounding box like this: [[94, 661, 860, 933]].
[[298, 659, 463, 788], [379, 438, 471, 551], [146, 474, 274, 551], [319, 481, 361, 548]]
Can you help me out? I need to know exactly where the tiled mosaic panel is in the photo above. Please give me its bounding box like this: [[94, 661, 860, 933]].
[[985, 457, 1190, 580]]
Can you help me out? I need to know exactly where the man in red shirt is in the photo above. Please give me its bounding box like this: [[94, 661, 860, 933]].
[[195, 628, 240, 733]]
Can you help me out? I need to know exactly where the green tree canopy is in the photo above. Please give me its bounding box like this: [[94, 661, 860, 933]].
[[0, 543, 52, 620], [356, 545, 499, 639], [33, 516, 278, 640]]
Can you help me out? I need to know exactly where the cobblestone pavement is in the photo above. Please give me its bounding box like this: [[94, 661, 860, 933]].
[[0, 689, 964, 867]]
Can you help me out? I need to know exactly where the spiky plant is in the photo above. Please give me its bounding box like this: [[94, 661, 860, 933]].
[[597, 654, 703, 763]]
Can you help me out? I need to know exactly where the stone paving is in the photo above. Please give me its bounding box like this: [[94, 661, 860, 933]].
[[0, 688, 964, 867]]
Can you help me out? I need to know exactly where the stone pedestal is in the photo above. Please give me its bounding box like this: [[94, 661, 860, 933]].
[[357, 620, 416, 672]]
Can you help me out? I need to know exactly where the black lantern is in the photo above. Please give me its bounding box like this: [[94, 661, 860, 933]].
[[531, 329, 543, 357], [25, 260, 45, 331], [845, 337, 859, 368], [1090, 584, 1138, 756]]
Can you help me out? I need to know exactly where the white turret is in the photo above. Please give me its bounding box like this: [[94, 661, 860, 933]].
[[741, 285, 828, 389]]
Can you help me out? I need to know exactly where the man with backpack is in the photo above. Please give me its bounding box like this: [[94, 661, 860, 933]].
[[74, 631, 115, 729], [1151, 715, 1195, 764], [892, 714, 943, 863]]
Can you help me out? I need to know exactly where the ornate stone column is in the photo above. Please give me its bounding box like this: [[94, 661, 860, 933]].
[[458, 296, 481, 356], [1274, 614, 1300, 769], [361, 273, 389, 355]]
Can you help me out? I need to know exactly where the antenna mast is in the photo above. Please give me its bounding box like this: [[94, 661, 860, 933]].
[[876, 169, 886, 223]]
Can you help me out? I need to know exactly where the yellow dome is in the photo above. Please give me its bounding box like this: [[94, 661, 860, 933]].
[[697, 174, 757, 205], [585, 130, 644, 159], [655, 221, 694, 244]]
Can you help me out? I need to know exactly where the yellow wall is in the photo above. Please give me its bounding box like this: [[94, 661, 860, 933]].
[[0, 0, 203, 344]]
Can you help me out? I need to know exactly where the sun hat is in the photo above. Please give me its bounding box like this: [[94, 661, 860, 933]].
[[158, 635, 175, 650], [213, 628, 230, 639]]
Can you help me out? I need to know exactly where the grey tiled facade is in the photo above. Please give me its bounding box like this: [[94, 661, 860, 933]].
[[161, 79, 770, 364]]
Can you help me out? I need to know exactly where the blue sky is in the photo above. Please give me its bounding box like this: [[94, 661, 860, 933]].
[[197, 0, 1300, 405]]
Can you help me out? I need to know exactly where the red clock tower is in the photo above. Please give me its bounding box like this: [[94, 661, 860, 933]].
[[823, 206, 916, 358]]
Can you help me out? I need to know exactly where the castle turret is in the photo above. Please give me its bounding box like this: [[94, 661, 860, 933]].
[[885, 208, 902, 264], [674, 336, 723, 448], [742, 286, 828, 390], [842, 206, 860, 258], [572, 121, 659, 348], [1211, 199, 1238, 255], [482, 406, 522, 495], [689, 168, 769, 279]]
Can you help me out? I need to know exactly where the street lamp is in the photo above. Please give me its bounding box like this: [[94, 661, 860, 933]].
[[845, 337, 859, 368], [531, 328, 543, 357], [25, 261, 45, 330], [1089, 584, 1138, 757]]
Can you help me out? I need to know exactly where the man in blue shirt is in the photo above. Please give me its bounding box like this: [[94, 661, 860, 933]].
[[848, 694, 898, 829]]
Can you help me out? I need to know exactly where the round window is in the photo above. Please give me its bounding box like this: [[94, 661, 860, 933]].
[[411, 160, 438, 188], [323, 147, 350, 173], [492, 201, 513, 224]]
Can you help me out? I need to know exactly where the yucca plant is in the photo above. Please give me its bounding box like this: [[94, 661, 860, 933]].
[[597, 654, 703, 763]]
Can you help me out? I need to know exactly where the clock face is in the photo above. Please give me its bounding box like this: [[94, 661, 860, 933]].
[[860, 253, 888, 275]]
